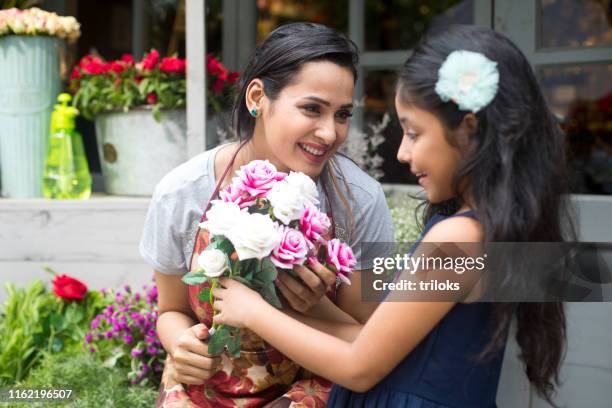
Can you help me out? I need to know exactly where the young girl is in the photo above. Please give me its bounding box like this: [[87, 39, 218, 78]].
[[139, 23, 395, 407], [213, 25, 576, 407]]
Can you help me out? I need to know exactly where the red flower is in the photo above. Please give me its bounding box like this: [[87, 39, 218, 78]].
[[52, 275, 88, 301], [206, 54, 222, 76], [82, 59, 107, 75], [147, 92, 158, 105], [228, 71, 239, 85], [159, 57, 186, 74], [141, 49, 160, 71], [211, 78, 225, 94], [107, 61, 125, 74], [121, 54, 135, 65], [70, 67, 81, 81]]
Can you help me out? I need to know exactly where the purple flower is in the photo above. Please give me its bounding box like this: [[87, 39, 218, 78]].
[[124, 335, 133, 344], [105, 330, 114, 339], [147, 346, 158, 355], [90, 316, 101, 330], [101, 288, 107, 296], [123, 285, 132, 293], [134, 293, 141, 302], [85, 332, 93, 343], [131, 348, 143, 357]]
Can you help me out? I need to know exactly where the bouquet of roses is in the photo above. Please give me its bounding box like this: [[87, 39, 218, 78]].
[[182, 160, 356, 356]]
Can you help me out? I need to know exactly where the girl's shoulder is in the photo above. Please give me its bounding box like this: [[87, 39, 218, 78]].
[[421, 211, 483, 243]]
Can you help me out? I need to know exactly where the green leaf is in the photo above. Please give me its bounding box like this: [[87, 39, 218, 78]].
[[232, 276, 252, 287], [207, 326, 229, 355], [259, 258, 278, 283], [197, 287, 212, 304], [182, 271, 208, 285], [217, 237, 234, 254], [51, 336, 63, 353], [50, 313, 65, 331], [226, 331, 241, 358], [102, 351, 125, 368], [260, 283, 282, 309]]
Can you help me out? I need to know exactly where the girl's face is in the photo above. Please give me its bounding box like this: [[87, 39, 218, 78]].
[[251, 61, 355, 178], [395, 95, 462, 203]]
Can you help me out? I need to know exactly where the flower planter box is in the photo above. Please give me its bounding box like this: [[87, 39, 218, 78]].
[[0, 36, 61, 198], [94, 108, 188, 196]]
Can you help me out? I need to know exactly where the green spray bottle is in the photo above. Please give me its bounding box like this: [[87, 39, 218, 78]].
[[43, 93, 92, 199]]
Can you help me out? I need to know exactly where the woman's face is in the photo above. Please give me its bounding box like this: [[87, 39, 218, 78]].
[[251, 60, 355, 178], [395, 95, 461, 203]]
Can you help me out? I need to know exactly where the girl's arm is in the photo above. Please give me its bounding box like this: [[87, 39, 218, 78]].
[[216, 278, 454, 391], [214, 215, 482, 391], [283, 296, 362, 342]]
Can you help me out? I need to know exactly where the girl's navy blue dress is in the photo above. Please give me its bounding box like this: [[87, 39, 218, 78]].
[[327, 211, 506, 408]]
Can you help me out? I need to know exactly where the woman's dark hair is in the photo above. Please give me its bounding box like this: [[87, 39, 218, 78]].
[[232, 22, 360, 230], [396, 25, 577, 406]]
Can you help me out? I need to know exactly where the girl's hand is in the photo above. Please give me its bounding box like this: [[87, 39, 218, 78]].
[[213, 278, 264, 328], [276, 258, 337, 313]]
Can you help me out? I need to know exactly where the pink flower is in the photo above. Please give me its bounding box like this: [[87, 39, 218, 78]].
[[271, 225, 309, 269], [235, 160, 286, 199], [325, 239, 356, 284], [218, 183, 256, 209], [300, 206, 331, 244]]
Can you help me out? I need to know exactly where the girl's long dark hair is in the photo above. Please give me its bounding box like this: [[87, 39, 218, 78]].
[[397, 25, 577, 405]]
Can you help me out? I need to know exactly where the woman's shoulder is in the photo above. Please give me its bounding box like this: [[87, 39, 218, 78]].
[[152, 146, 220, 203], [332, 154, 384, 199]]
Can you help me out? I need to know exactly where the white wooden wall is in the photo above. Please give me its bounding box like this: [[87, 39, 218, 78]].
[[0, 195, 152, 295]]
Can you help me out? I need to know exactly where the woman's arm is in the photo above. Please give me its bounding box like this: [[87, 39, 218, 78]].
[[156, 271, 221, 384]]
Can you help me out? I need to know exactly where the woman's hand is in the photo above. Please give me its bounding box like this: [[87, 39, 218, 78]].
[[171, 323, 222, 385], [213, 278, 264, 328], [276, 258, 337, 313]]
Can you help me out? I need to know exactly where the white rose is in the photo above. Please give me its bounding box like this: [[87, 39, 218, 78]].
[[197, 249, 229, 278], [267, 181, 306, 225], [226, 212, 280, 260], [284, 171, 319, 207], [199, 201, 242, 237]]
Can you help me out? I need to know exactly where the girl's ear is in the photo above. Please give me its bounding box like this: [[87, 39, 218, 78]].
[[455, 113, 479, 153], [245, 78, 266, 113]]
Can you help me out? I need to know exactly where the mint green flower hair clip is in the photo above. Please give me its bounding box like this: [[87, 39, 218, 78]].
[[435, 50, 500, 113]]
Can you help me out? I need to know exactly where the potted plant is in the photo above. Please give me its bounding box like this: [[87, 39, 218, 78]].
[[70, 50, 238, 196], [0, 7, 80, 198]]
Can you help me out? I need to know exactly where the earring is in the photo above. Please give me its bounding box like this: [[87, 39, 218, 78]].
[[249, 108, 258, 117]]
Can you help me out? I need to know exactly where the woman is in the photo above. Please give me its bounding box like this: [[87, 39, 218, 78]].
[[139, 22, 395, 407]]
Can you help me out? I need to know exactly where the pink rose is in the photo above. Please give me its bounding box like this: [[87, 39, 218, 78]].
[[325, 239, 356, 284], [271, 226, 309, 270], [235, 160, 287, 199], [300, 206, 331, 244], [218, 182, 256, 209]]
